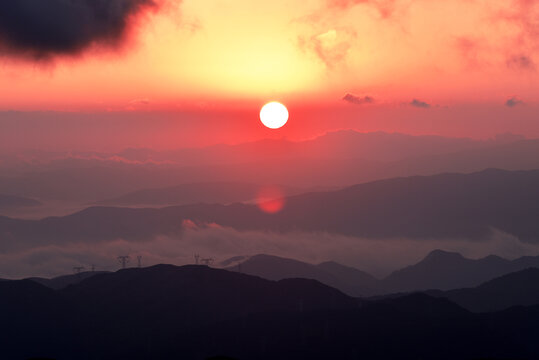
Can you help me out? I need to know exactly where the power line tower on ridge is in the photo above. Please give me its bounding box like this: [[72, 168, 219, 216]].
[[117, 255, 130, 269], [200, 258, 214, 266]]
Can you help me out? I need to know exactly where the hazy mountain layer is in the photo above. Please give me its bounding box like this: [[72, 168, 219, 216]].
[[2, 169, 539, 246], [1, 131, 537, 203]]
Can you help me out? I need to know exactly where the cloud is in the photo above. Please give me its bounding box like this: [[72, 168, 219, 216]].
[[499, 0, 539, 44], [0, 0, 162, 61], [496, 0, 539, 69], [454, 36, 490, 69], [298, 28, 357, 68], [505, 96, 524, 107], [506, 54, 535, 70], [294, 0, 405, 69], [327, 0, 397, 19], [130, 98, 150, 105], [410, 99, 430, 108], [1, 222, 538, 280], [343, 93, 374, 105]]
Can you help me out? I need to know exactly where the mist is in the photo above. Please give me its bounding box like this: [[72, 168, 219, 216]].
[[2, 223, 538, 279]]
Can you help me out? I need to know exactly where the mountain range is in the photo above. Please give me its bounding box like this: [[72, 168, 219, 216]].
[[4, 264, 539, 359], [3, 168, 539, 246], [1, 130, 539, 204], [95, 182, 306, 207], [20, 249, 539, 298], [27, 271, 109, 290], [221, 251, 539, 296], [223, 254, 381, 296], [0, 265, 356, 359], [383, 249, 539, 292], [0, 194, 41, 211], [427, 268, 539, 312]]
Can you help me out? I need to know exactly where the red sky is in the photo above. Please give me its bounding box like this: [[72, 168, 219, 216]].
[[0, 0, 538, 150]]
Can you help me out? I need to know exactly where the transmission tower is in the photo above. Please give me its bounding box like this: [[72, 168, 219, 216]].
[[194, 254, 200, 265], [117, 255, 130, 269], [73, 266, 85, 274], [137, 255, 142, 268], [200, 257, 214, 266]]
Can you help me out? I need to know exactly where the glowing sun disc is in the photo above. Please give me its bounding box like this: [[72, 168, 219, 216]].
[[260, 101, 289, 129]]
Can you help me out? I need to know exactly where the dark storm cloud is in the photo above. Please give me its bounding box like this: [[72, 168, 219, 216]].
[[0, 0, 159, 60], [342, 93, 374, 105], [505, 97, 524, 107], [410, 99, 430, 108]]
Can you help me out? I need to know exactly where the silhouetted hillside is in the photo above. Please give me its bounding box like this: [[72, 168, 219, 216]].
[[224, 254, 380, 296], [4, 265, 539, 359], [0, 264, 356, 359], [223, 251, 539, 296], [28, 271, 109, 290], [428, 268, 539, 312], [382, 249, 539, 292], [317, 261, 379, 288]]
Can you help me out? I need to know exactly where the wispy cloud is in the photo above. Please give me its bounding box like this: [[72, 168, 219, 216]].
[[297, 28, 357, 68], [130, 98, 151, 106], [326, 0, 398, 19], [343, 93, 375, 105], [505, 96, 524, 107], [410, 99, 430, 108], [506, 54, 535, 70]]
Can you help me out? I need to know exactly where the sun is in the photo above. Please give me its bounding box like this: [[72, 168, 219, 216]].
[[260, 101, 289, 129]]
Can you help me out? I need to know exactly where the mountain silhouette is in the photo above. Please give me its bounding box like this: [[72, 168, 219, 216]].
[[4, 264, 539, 359], [0, 264, 356, 359], [224, 254, 380, 296], [317, 260, 381, 294], [27, 271, 109, 290], [427, 268, 539, 312], [0, 194, 41, 211], [222, 251, 539, 296], [383, 249, 539, 292]]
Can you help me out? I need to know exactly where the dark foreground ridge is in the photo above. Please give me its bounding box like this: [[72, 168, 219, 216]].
[[3, 264, 539, 359]]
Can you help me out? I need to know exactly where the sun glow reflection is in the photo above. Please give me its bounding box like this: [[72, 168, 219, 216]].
[[256, 186, 286, 213]]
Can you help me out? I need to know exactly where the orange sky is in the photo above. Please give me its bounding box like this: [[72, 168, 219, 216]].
[[0, 0, 538, 148]]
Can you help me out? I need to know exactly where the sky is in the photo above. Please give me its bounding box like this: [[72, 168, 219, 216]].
[[0, 0, 538, 149]]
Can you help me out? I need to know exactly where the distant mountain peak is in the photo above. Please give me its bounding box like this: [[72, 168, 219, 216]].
[[318, 260, 340, 267], [483, 254, 504, 261], [424, 249, 464, 261]]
